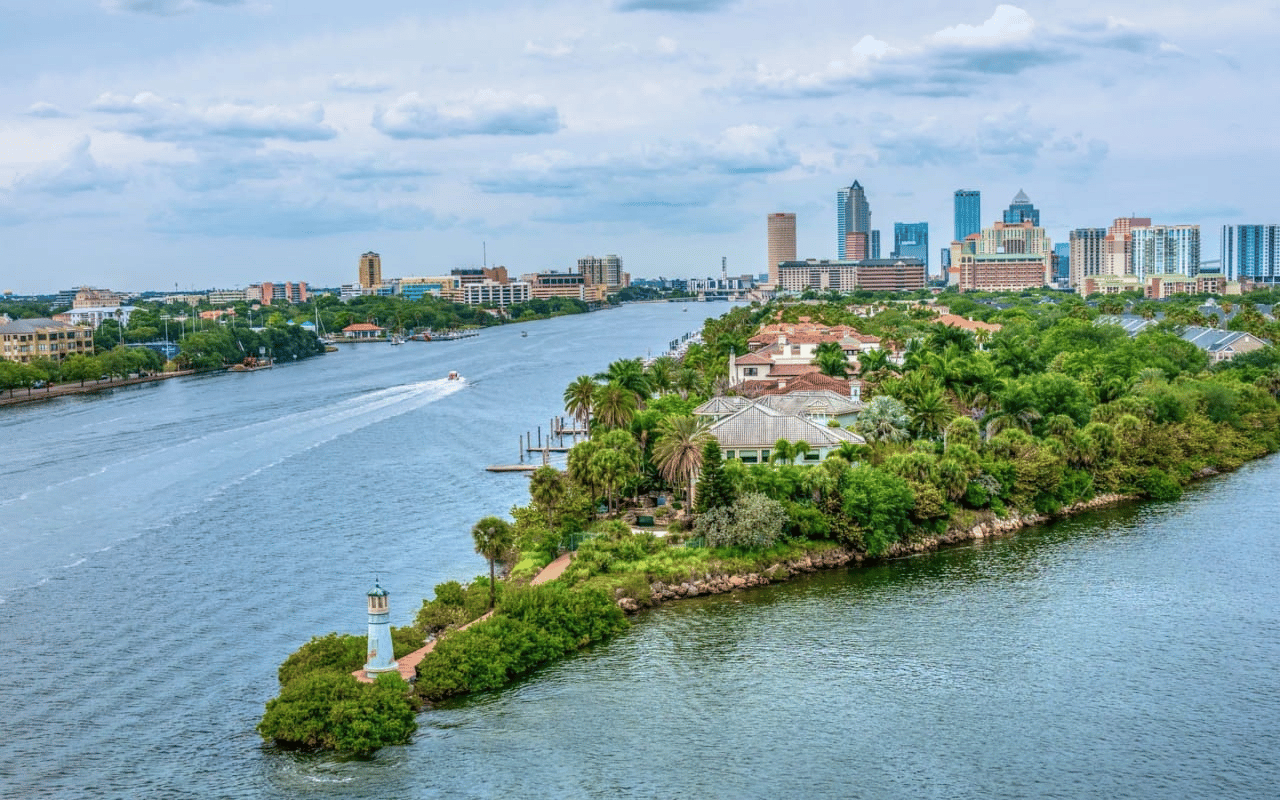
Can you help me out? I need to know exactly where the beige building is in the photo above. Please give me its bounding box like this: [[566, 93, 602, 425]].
[[767, 213, 796, 285], [577, 254, 628, 290], [72, 287, 127, 309], [0, 318, 94, 363], [358, 252, 382, 290]]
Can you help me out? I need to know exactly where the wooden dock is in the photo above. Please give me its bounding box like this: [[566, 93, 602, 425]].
[[486, 463, 538, 472]]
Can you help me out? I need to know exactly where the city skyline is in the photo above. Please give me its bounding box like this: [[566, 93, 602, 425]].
[[1, 1, 1276, 293]]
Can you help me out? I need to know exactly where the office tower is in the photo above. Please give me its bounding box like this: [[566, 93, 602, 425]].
[[1222, 225, 1280, 283], [1053, 243, 1070, 283], [1002, 189, 1040, 226], [358, 251, 382, 288], [1131, 225, 1200, 278], [871, 230, 881, 260], [893, 222, 929, 270], [836, 180, 870, 258], [1069, 229, 1106, 288], [954, 189, 981, 242], [767, 213, 797, 284]]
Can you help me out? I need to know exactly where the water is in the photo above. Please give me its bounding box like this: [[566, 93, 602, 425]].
[[2, 302, 1278, 799]]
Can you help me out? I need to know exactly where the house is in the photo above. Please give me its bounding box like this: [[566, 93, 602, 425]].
[[1097, 315, 1270, 362], [730, 320, 881, 393], [695, 389, 862, 426], [707, 402, 865, 465]]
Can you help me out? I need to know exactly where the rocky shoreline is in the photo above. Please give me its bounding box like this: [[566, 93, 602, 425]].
[[618, 492, 1134, 613]]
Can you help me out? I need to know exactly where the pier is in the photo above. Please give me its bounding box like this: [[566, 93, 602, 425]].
[[486, 416, 584, 472]]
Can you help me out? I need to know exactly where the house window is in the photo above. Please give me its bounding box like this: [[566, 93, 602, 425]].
[[744, 367, 757, 376], [724, 451, 736, 460], [804, 452, 821, 462], [740, 452, 758, 463]]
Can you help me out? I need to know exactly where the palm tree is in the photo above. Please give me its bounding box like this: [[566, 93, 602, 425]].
[[563, 375, 597, 435], [651, 415, 711, 507], [826, 440, 866, 464], [770, 439, 797, 465], [528, 466, 566, 531], [793, 439, 811, 464], [854, 395, 911, 445], [595, 358, 651, 404], [674, 367, 702, 400], [905, 385, 955, 440], [471, 516, 515, 611], [646, 356, 677, 397], [812, 341, 849, 378], [594, 382, 639, 430]]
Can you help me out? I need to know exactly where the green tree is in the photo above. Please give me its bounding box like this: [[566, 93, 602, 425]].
[[651, 415, 711, 507], [812, 341, 850, 378], [594, 382, 639, 430], [528, 466, 567, 531], [854, 395, 911, 445], [471, 516, 515, 610], [694, 439, 735, 513], [563, 375, 597, 435]]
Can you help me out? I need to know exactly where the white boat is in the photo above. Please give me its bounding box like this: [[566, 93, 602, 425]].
[[447, 371, 460, 381]]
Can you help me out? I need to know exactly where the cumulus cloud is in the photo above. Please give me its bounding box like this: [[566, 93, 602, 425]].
[[25, 102, 72, 119], [101, 0, 244, 16], [89, 92, 338, 143], [372, 91, 561, 139], [13, 137, 128, 196], [736, 5, 1172, 99]]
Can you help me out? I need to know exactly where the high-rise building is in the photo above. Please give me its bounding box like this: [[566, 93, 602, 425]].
[[1131, 225, 1200, 278], [1104, 217, 1151, 277], [1222, 225, 1280, 283], [836, 181, 871, 258], [358, 252, 382, 289], [893, 222, 929, 271], [950, 219, 1052, 292], [1069, 228, 1106, 290], [871, 230, 881, 260], [954, 190, 981, 242], [1002, 189, 1040, 226], [577, 254, 626, 289], [1053, 243, 1070, 283], [767, 213, 797, 285]]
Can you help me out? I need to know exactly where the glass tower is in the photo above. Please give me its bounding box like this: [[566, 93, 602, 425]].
[[893, 222, 929, 270], [1002, 189, 1040, 226], [836, 180, 871, 258], [1222, 224, 1280, 284], [954, 189, 981, 242]]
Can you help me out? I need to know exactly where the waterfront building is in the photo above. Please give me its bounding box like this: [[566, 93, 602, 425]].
[[460, 279, 532, 307], [397, 276, 453, 301], [0, 317, 94, 363], [362, 581, 398, 680], [55, 305, 138, 329], [954, 189, 981, 242], [577, 255, 628, 290], [775, 258, 925, 293], [1222, 224, 1280, 284], [767, 213, 797, 285], [525, 271, 609, 303], [1131, 225, 1200, 278], [836, 181, 871, 259], [1002, 189, 1040, 226], [254, 281, 309, 305], [893, 222, 929, 271], [358, 252, 382, 290], [707, 403, 865, 465]]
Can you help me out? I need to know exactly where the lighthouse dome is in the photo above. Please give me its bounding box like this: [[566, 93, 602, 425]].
[[367, 581, 389, 598]]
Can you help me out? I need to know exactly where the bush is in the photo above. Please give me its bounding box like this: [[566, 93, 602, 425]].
[[277, 632, 365, 686], [694, 492, 788, 548], [258, 672, 417, 753], [1136, 467, 1183, 501]]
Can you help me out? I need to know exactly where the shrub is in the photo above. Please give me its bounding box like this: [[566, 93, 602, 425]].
[[694, 492, 788, 548], [258, 672, 417, 753]]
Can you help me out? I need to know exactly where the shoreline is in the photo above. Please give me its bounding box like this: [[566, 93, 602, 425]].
[[620, 492, 1137, 611], [0, 370, 196, 407]]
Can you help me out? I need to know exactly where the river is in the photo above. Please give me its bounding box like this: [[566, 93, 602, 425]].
[[1, 301, 1277, 799]]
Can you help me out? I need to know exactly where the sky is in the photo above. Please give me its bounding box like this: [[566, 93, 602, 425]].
[[1, 0, 1277, 294]]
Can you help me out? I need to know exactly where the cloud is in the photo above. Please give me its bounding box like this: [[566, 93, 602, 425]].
[[25, 102, 73, 119], [329, 74, 393, 94], [734, 6, 1172, 99], [13, 137, 128, 196], [89, 92, 338, 143], [372, 91, 561, 139], [101, 0, 244, 16], [615, 0, 734, 11], [148, 194, 437, 238], [524, 40, 574, 58]]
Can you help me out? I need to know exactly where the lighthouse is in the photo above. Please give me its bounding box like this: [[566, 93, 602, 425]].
[[363, 580, 399, 679]]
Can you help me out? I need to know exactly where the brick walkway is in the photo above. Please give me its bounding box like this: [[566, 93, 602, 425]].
[[353, 552, 574, 683]]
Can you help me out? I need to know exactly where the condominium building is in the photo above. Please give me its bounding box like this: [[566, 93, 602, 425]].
[[1131, 225, 1200, 278], [1069, 228, 1106, 290], [1104, 217, 1151, 277], [72, 287, 128, 309], [577, 255, 627, 290], [525, 271, 609, 303], [1222, 224, 1280, 284], [358, 252, 382, 289], [767, 213, 797, 284], [460, 280, 531, 307], [0, 318, 94, 363]]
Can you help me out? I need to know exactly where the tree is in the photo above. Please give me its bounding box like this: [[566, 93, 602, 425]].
[[770, 439, 797, 465], [854, 395, 911, 445], [812, 341, 849, 378], [595, 358, 651, 404], [651, 415, 711, 507], [594, 382, 639, 430], [528, 466, 567, 531], [471, 516, 515, 610], [563, 375, 597, 434], [694, 439, 735, 513], [589, 429, 642, 513]]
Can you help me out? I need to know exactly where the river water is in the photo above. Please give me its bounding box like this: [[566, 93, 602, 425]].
[[1, 302, 1277, 799]]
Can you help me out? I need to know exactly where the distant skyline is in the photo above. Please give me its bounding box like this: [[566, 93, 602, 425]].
[[1, 1, 1276, 293]]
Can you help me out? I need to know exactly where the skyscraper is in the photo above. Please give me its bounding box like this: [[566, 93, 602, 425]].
[[1069, 228, 1106, 289], [1222, 225, 1280, 283], [1131, 225, 1200, 278], [1002, 190, 1040, 226], [954, 189, 981, 242], [893, 222, 929, 271], [836, 180, 870, 258], [767, 213, 797, 285], [1053, 242, 1070, 283], [358, 251, 382, 289]]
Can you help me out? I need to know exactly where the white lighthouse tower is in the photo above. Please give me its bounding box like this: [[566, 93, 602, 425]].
[[363, 579, 399, 679]]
